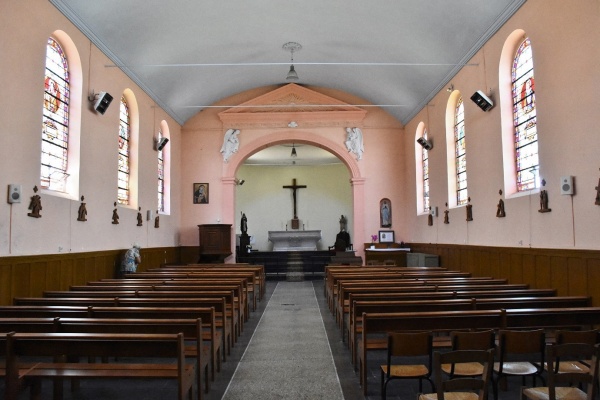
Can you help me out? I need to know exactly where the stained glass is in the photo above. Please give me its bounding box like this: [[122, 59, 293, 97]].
[[41, 37, 70, 191], [422, 129, 430, 211], [118, 96, 130, 205], [157, 131, 165, 212], [512, 38, 539, 192], [454, 97, 468, 205]]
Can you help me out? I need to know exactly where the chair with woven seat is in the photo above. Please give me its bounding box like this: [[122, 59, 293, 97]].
[[418, 349, 494, 400], [521, 342, 600, 400], [548, 329, 599, 375], [442, 330, 496, 378], [493, 329, 546, 400], [380, 331, 435, 399]]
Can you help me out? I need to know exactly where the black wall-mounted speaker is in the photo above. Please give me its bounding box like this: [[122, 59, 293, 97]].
[[470, 90, 494, 111], [93, 92, 113, 114], [156, 137, 169, 151]]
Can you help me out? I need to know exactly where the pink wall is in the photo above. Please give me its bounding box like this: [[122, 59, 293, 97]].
[[403, 0, 600, 250]]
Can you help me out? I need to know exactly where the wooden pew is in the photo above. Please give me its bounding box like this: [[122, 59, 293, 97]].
[[348, 296, 591, 366], [0, 317, 210, 399], [4, 332, 196, 400], [357, 307, 600, 395], [15, 296, 232, 362]]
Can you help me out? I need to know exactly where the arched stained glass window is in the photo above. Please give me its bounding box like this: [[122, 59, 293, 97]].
[[118, 96, 130, 205], [157, 130, 165, 212], [454, 96, 468, 206], [513, 37, 539, 191], [422, 129, 430, 211], [41, 37, 70, 191]]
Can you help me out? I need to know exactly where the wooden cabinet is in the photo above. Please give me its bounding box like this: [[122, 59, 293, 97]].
[[198, 224, 232, 263]]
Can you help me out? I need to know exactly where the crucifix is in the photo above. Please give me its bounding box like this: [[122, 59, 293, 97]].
[[283, 178, 306, 229]]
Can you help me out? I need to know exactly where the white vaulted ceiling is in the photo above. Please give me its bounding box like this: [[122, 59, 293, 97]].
[[50, 0, 525, 126]]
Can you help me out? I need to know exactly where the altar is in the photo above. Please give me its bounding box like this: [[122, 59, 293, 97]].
[[268, 230, 322, 251]]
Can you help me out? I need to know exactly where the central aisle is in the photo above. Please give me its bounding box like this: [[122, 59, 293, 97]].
[[222, 281, 345, 399]]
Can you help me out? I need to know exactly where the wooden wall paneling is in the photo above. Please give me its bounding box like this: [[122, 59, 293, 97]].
[[487, 249, 501, 280], [521, 254, 537, 287], [534, 255, 552, 290], [550, 256, 569, 296], [74, 258, 87, 288], [566, 257, 587, 297], [0, 264, 12, 304], [11, 262, 31, 300], [509, 252, 524, 284], [46, 260, 62, 293], [498, 252, 511, 281], [60, 258, 75, 291], [586, 258, 600, 307], [30, 262, 48, 297]]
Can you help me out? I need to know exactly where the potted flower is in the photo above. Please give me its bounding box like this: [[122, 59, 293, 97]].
[[370, 234, 378, 249]]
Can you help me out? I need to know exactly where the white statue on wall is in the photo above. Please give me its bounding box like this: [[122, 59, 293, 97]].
[[220, 128, 240, 162], [345, 127, 364, 160]]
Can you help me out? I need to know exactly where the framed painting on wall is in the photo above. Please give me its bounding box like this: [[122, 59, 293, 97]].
[[193, 183, 209, 204], [380, 198, 392, 227], [379, 230, 395, 243]]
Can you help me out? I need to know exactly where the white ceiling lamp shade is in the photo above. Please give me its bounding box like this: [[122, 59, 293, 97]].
[[283, 42, 302, 81]]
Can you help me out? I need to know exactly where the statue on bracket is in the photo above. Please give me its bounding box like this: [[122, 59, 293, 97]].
[[466, 197, 473, 221], [443, 203, 449, 224], [496, 190, 506, 218], [77, 195, 88, 221], [380, 198, 391, 227], [154, 210, 160, 228], [137, 207, 143, 226], [595, 170, 600, 206], [220, 128, 240, 162], [538, 179, 551, 213], [112, 202, 119, 224], [27, 185, 42, 218], [344, 127, 364, 160]]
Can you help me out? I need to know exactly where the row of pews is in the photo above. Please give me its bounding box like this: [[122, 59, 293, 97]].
[[324, 264, 600, 396], [0, 262, 264, 400]]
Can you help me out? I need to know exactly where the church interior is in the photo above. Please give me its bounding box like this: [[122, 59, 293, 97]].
[[1, 0, 600, 399]]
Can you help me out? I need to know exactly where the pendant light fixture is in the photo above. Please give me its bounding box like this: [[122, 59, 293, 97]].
[[282, 42, 302, 81], [291, 143, 297, 157]]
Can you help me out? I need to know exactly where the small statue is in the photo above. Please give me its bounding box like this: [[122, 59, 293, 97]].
[[496, 190, 506, 218], [443, 203, 449, 224], [77, 195, 87, 221], [538, 181, 551, 213], [137, 207, 143, 226], [27, 186, 42, 218], [154, 210, 159, 228], [220, 128, 240, 162], [466, 197, 473, 221], [240, 212, 248, 234], [427, 207, 433, 226], [339, 215, 347, 231], [344, 127, 364, 161], [595, 176, 600, 206], [112, 202, 119, 224]]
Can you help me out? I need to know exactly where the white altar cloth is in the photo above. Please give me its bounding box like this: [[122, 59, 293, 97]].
[[268, 230, 322, 251]]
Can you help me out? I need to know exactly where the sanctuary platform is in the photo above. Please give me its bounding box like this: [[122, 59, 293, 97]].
[[268, 230, 322, 251]]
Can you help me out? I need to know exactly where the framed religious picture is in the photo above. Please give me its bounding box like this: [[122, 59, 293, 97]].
[[193, 183, 209, 204], [379, 230, 395, 243], [380, 198, 392, 227]]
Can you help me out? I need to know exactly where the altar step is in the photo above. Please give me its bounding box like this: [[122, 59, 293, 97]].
[[286, 252, 305, 282]]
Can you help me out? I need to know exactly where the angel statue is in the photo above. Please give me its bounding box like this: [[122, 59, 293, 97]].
[[345, 127, 364, 160], [220, 128, 240, 162]]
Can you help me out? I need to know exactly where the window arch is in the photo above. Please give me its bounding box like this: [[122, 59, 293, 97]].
[[118, 95, 131, 205], [40, 32, 82, 198], [512, 37, 538, 191], [41, 37, 70, 192], [414, 122, 430, 214], [445, 90, 468, 208], [500, 30, 539, 195]]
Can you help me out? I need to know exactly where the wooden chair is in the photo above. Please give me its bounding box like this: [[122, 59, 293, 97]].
[[521, 343, 600, 400], [418, 349, 494, 400], [380, 331, 435, 399], [549, 329, 599, 374], [442, 330, 496, 378], [493, 329, 546, 400]]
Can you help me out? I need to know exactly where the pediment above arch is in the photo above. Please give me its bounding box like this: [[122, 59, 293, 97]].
[[218, 83, 367, 128]]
